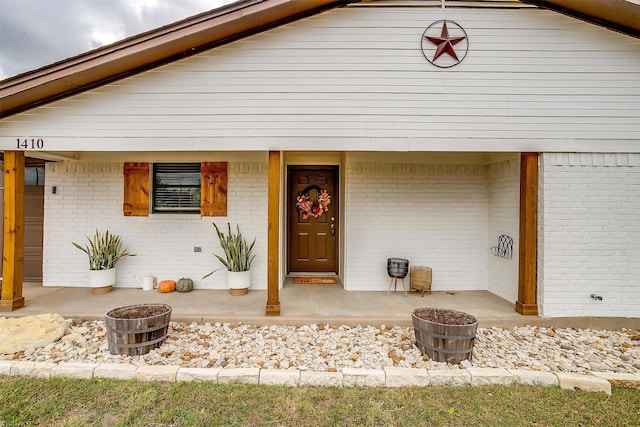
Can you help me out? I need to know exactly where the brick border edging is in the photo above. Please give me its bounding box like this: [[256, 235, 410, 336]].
[[2, 360, 637, 393]]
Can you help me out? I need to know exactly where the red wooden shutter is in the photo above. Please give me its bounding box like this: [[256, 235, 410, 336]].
[[123, 163, 149, 216], [201, 162, 227, 217]]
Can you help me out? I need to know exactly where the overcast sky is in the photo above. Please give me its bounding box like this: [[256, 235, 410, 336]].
[[0, 0, 237, 80]]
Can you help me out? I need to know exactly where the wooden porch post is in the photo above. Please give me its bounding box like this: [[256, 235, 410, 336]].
[[266, 151, 281, 316], [1, 151, 26, 311], [516, 152, 539, 315]]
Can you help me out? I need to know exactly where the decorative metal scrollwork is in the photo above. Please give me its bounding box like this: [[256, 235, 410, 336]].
[[490, 235, 513, 259]]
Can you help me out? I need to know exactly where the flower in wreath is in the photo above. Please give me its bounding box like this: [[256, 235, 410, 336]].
[[296, 189, 331, 219]]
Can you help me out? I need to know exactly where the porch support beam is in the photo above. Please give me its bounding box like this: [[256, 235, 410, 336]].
[[266, 151, 281, 316], [1, 151, 26, 311], [516, 152, 539, 315]]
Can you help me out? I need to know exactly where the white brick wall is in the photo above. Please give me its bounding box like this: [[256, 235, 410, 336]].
[[43, 162, 268, 290], [539, 153, 640, 317], [487, 158, 520, 303], [344, 163, 489, 291]]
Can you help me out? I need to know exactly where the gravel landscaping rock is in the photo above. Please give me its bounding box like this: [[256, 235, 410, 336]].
[[1, 318, 638, 374]]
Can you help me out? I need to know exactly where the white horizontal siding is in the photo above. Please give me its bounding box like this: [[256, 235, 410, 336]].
[[1, 5, 639, 152]]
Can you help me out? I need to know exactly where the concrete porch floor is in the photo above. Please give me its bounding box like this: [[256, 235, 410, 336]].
[[4, 281, 638, 329]]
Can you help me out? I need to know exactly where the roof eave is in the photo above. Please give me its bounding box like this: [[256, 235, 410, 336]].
[[0, 0, 354, 118], [522, 0, 640, 38]]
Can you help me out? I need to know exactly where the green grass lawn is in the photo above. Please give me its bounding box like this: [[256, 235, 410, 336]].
[[1, 377, 638, 426]]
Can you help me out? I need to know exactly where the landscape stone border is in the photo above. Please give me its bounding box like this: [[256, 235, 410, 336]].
[[2, 360, 636, 395]]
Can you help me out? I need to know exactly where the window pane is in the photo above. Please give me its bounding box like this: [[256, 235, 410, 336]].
[[153, 163, 200, 212], [25, 166, 45, 185]]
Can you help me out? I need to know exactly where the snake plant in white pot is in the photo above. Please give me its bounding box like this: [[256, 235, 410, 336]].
[[72, 229, 136, 294], [203, 223, 256, 296]]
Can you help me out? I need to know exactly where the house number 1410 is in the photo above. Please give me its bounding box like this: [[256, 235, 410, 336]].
[[16, 138, 44, 149]]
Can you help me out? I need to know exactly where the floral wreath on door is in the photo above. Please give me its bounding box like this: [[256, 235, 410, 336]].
[[296, 189, 332, 219]]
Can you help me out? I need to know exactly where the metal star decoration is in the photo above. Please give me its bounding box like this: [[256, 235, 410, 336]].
[[425, 21, 466, 61], [420, 20, 469, 68]]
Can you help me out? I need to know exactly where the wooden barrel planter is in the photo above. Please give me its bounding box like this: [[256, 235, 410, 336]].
[[105, 304, 172, 356], [412, 307, 478, 364]]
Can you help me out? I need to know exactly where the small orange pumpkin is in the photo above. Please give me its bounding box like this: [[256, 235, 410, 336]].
[[158, 280, 176, 293]]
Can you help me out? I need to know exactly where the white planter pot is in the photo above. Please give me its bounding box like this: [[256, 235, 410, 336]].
[[227, 270, 251, 296], [88, 268, 116, 294]]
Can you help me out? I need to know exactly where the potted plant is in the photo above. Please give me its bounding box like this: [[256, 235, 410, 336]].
[[105, 303, 172, 355], [203, 223, 256, 296], [412, 307, 478, 364], [72, 229, 136, 294]]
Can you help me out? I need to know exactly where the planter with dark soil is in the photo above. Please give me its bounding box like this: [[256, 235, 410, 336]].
[[412, 307, 478, 364], [104, 303, 172, 356]]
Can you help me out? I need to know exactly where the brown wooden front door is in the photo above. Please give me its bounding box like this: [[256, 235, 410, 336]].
[[24, 185, 44, 283], [288, 166, 338, 273]]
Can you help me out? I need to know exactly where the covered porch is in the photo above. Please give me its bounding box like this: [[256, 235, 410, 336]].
[[2, 281, 533, 328], [7, 280, 636, 330], [1, 150, 539, 318]]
